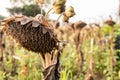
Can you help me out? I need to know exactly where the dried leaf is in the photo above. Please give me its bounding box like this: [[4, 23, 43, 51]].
[[3, 17, 15, 23], [20, 17, 32, 25], [1, 23, 7, 31], [42, 27, 48, 34], [32, 20, 40, 27], [48, 30, 54, 38], [15, 15, 23, 18], [14, 17, 23, 22]]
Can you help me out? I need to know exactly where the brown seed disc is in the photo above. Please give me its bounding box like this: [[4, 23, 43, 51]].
[[5, 17, 58, 54]]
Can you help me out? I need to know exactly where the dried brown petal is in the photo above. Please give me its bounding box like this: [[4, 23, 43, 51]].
[[20, 17, 32, 25], [14, 17, 23, 22], [48, 30, 54, 38], [32, 20, 40, 27], [2, 17, 15, 24], [42, 27, 48, 34]]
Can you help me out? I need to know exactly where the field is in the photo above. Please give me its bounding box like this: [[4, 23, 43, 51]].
[[0, 21, 120, 80]]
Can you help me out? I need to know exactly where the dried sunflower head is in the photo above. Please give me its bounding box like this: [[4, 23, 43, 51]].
[[61, 14, 69, 22], [74, 21, 87, 30], [52, 0, 66, 14], [2, 15, 58, 54], [65, 6, 75, 17], [104, 19, 116, 26]]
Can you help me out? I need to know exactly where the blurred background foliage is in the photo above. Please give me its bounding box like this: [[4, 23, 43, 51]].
[[7, 4, 45, 16], [0, 15, 5, 20], [7, 0, 46, 16]]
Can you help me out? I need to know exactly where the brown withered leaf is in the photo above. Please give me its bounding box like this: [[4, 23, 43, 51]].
[[2, 16, 15, 24], [20, 17, 32, 25], [42, 27, 48, 34], [14, 17, 23, 22], [15, 15, 23, 18], [48, 30, 54, 38], [32, 20, 40, 27]]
